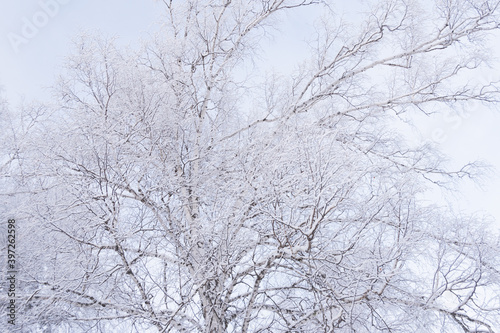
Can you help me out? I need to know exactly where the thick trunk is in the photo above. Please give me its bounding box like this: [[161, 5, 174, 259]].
[[200, 281, 226, 333]]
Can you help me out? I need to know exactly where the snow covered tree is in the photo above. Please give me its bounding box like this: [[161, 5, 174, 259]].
[[4, 0, 500, 332]]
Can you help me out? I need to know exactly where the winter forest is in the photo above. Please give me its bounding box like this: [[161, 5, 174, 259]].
[[2, 0, 500, 332]]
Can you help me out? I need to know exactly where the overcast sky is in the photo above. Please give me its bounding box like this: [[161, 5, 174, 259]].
[[1, 0, 500, 229]]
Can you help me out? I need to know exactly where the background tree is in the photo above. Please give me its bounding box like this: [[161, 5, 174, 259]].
[[3, 0, 500, 332]]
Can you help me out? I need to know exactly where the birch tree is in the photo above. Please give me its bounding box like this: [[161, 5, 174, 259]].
[[4, 0, 500, 332]]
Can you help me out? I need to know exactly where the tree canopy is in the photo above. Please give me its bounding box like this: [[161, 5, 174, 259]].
[[2, 0, 500, 332]]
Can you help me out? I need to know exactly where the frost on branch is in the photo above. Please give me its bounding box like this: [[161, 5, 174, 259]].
[[3, 0, 500, 332]]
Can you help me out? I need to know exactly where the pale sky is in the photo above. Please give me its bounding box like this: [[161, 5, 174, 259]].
[[1, 0, 500, 228], [0, 0, 162, 101]]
